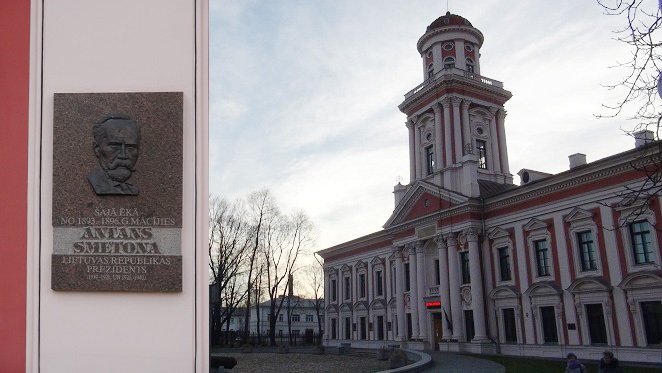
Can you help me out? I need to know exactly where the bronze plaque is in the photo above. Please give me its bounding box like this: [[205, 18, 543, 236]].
[[51, 92, 183, 292]]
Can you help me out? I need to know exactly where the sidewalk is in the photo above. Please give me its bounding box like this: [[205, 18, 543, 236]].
[[420, 351, 505, 373]]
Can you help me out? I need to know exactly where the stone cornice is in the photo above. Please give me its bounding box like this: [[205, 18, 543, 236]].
[[416, 25, 484, 53]]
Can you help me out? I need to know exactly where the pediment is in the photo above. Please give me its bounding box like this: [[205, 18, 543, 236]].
[[489, 285, 520, 300], [488, 227, 510, 240], [384, 182, 467, 228], [388, 297, 397, 307], [523, 218, 548, 232], [564, 207, 593, 223], [370, 256, 385, 266], [353, 301, 369, 311], [524, 281, 562, 297], [340, 264, 351, 272], [355, 260, 367, 269], [566, 276, 611, 294], [618, 270, 662, 290], [370, 298, 387, 309], [339, 303, 353, 312], [325, 304, 339, 313]]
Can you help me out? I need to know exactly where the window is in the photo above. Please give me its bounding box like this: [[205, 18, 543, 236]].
[[292, 314, 300, 322], [434, 259, 440, 285], [331, 279, 337, 301], [291, 329, 300, 337], [641, 301, 662, 345], [306, 314, 314, 322], [585, 304, 607, 344], [503, 308, 517, 343], [443, 56, 455, 69], [630, 221, 654, 264], [540, 306, 558, 343], [376, 270, 383, 296], [466, 58, 475, 73], [344, 276, 350, 300], [425, 145, 435, 175], [404, 263, 411, 291], [391, 265, 396, 296], [406, 313, 413, 339], [360, 317, 367, 340], [278, 313, 284, 322], [376, 315, 384, 340], [427, 64, 434, 80], [476, 140, 487, 169], [460, 251, 470, 284], [577, 231, 597, 271], [498, 247, 512, 281], [535, 240, 550, 277], [359, 273, 366, 298], [443, 42, 454, 51], [464, 310, 475, 341], [464, 44, 473, 52], [278, 329, 283, 337], [344, 317, 351, 339], [331, 318, 337, 339]]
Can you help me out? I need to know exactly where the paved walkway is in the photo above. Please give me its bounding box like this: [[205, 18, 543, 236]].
[[421, 351, 505, 373]]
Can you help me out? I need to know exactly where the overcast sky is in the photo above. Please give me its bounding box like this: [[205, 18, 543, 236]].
[[209, 1, 643, 254]]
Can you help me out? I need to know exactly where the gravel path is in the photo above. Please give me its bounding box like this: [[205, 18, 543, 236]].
[[212, 352, 390, 373]]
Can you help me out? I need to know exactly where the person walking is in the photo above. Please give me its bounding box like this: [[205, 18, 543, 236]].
[[599, 351, 624, 373], [565, 353, 586, 373]]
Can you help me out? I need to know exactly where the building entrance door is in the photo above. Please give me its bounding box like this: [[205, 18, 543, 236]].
[[432, 313, 442, 350]]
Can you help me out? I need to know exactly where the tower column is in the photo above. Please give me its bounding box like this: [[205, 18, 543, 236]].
[[395, 247, 406, 341], [451, 97, 463, 163], [407, 121, 415, 182], [435, 234, 451, 340], [415, 241, 427, 340], [324, 270, 331, 340], [442, 99, 452, 167], [496, 109, 510, 174], [467, 228, 488, 342], [447, 234, 463, 341], [489, 107, 502, 172], [461, 99, 472, 155], [408, 244, 420, 338], [433, 103, 444, 170], [414, 119, 422, 179]]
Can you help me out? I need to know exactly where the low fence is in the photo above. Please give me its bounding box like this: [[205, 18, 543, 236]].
[[212, 330, 323, 347]]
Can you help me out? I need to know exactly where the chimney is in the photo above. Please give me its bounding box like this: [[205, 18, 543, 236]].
[[393, 182, 408, 207], [569, 153, 586, 169], [288, 274, 294, 297], [634, 130, 654, 148]]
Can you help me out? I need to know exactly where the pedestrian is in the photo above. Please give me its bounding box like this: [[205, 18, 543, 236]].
[[599, 351, 624, 373], [565, 353, 586, 373]]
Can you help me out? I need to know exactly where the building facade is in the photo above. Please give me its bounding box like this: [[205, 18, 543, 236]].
[[317, 12, 662, 363], [249, 296, 324, 338]]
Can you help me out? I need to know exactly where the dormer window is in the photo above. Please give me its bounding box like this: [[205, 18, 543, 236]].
[[443, 57, 455, 69], [466, 58, 475, 73]]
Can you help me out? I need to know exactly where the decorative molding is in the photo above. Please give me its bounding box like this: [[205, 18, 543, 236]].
[[523, 218, 547, 232], [487, 227, 510, 240], [451, 96, 462, 108], [564, 207, 593, 223]]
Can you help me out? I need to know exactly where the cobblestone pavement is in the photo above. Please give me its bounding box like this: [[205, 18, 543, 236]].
[[421, 352, 505, 373], [212, 352, 390, 373]]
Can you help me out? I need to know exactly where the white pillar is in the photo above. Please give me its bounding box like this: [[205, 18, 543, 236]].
[[461, 99, 471, 156], [407, 121, 416, 182], [447, 234, 463, 341], [496, 109, 510, 174], [442, 99, 452, 167], [467, 228, 488, 342], [415, 241, 427, 340], [451, 97, 463, 164], [433, 103, 444, 170], [488, 107, 501, 172], [435, 235, 451, 340], [408, 245, 420, 339], [395, 248, 407, 341], [324, 270, 331, 340]]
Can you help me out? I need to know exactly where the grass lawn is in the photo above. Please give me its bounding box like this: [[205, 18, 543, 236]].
[[475, 354, 661, 373]]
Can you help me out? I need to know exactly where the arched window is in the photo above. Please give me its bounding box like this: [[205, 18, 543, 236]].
[[466, 58, 475, 73], [443, 57, 455, 69], [427, 64, 434, 79]]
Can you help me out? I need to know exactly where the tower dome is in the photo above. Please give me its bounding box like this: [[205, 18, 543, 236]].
[[426, 11, 473, 30]]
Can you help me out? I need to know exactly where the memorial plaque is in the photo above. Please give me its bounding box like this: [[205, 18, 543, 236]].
[[51, 92, 183, 292]]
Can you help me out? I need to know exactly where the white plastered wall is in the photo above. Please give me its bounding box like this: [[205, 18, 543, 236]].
[[27, 0, 209, 372]]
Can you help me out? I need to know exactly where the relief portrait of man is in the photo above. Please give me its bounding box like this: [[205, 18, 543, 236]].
[[87, 116, 141, 195]]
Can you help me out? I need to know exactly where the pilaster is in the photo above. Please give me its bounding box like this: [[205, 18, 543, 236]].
[[467, 227, 488, 342], [447, 234, 463, 341], [408, 244, 420, 338], [451, 97, 462, 164], [415, 241, 427, 340], [435, 234, 451, 340], [433, 103, 444, 170]]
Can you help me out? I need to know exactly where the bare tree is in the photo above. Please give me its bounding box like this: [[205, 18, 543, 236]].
[[308, 254, 325, 341], [208, 196, 252, 345]]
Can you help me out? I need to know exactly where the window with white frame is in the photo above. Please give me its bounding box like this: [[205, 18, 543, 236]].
[[292, 314, 300, 322], [476, 139, 487, 169], [427, 64, 434, 80], [489, 227, 515, 285], [306, 314, 314, 322], [565, 208, 602, 276], [524, 219, 555, 282], [278, 313, 284, 322], [629, 220, 654, 264], [617, 202, 660, 271], [535, 239, 551, 277], [498, 247, 512, 282], [376, 270, 384, 296], [359, 273, 366, 298], [331, 278, 337, 302], [443, 56, 455, 69], [343, 276, 351, 300], [577, 231, 598, 271], [466, 57, 475, 73]]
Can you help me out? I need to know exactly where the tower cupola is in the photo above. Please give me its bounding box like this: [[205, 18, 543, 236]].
[[418, 12, 484, 80]]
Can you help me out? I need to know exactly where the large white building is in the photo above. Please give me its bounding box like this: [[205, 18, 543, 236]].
[[317, 12, 662, 363]]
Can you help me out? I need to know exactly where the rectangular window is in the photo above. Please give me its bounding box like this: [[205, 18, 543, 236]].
[[425, 145, 435, 175], [630, 221, 654, 264], [344, 276, 350, 300], [460, 251, 470, 284], [331, 318, 337, 339], [331, 279, 337, 302], [540, 306, 558, 343], [306, 314, 314, 322], [391, 266, 396, 296], [434, 259, 440, 285], [404, 263, 411, 291], [278, 329, 283, 337], [359, 273, 366, 298], [585, 303, 607, 344], [377, 315, 384, 340], [291, 329, 300, 337], [535, 239, 550, 277], [464, 310, 475, 341], [344, 317, 351, 339], [376, 270, 383, 296], [577, 231, 597, 271], [641, 301, 662, 345], [360, 317, 367, 340], [406, 313, 412, 339], [476, 140, 487, 169], [498, 247, 512, 281], [278, 313, 284, 322], [292, 314, 300, 322], [503, 308, 517, 343]]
